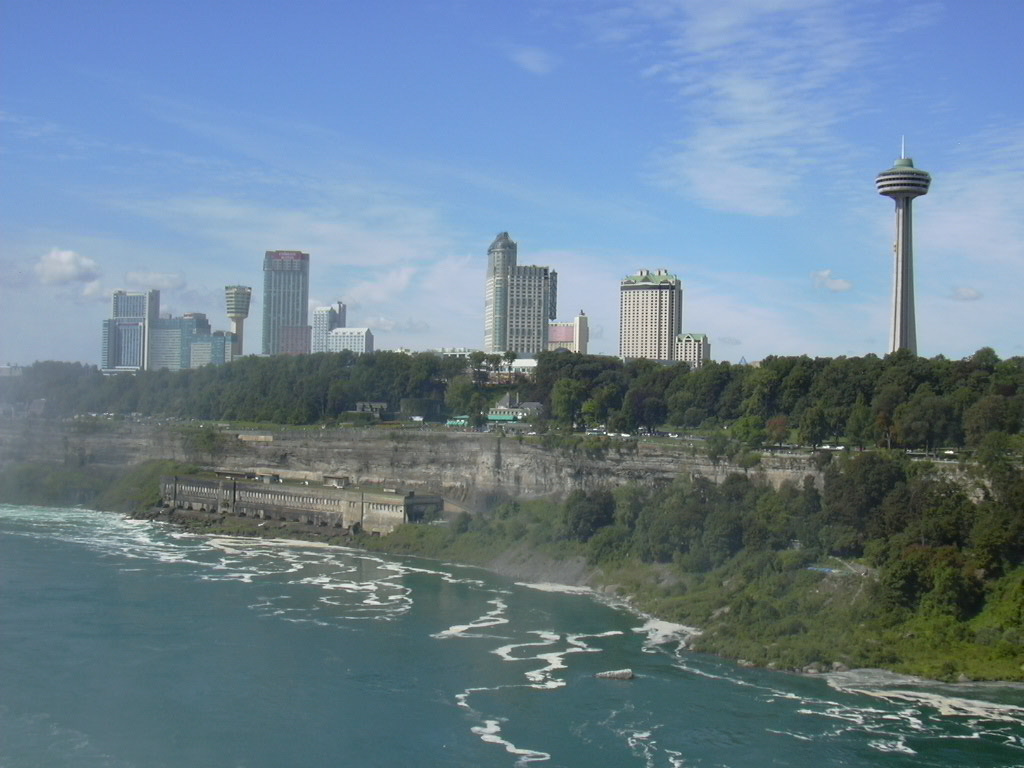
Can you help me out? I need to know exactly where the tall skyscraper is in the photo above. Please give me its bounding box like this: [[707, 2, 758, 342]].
[[100, 289, 160, 372], [619, 269, 682, 361], [483, 232, 557, 357], [876, 151, 931, 354], [262, 251, 310, 356], [311, 302, 347, 353], [224, 285, 252, 358]]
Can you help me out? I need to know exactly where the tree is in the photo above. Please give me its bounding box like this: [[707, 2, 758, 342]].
[[551, 378, 589, 428], [892, 385, 954, 452], [562, 490, 616, 542], [845, 396, 873, 450], [765, 414, 790, 448], [732, 415, 766, 448], [798, 405, 828, 448], [503, 350, 518, 373]]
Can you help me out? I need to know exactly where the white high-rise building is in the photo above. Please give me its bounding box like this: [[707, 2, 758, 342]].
[[100, 289, 160, 372], [312, 302, 347, 353], [619, 269, 682, 361], [326, 327, 373, 355], [483, 232, 557, 357]]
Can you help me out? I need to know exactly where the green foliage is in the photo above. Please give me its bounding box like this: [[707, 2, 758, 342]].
[[0, 459, 194, 513], [5, 348, 1023, 456], [561, 489, 615, 542]]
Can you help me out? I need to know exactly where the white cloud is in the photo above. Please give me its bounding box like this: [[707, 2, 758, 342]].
[[34, 248, 100, 284], [950, 286, 982, 302], [812, 269, 853, 292], [509, 46, 557, 75], [81, 280, 106, 300], [118, 195, 450, 271]]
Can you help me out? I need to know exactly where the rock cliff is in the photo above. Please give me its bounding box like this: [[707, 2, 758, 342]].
[[0, 421, 821, 509]]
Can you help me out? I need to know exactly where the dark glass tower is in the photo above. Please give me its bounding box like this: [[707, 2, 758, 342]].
[[262, 251, 310, 355]]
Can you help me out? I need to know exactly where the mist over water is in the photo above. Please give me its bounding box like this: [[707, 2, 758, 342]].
[[2, 504, 1023, 768]]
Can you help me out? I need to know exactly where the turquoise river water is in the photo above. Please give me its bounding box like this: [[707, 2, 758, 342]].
[[1, 504, 1023, 767]]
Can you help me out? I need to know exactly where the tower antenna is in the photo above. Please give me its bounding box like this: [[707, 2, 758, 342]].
[[901, 135, 906, 159]]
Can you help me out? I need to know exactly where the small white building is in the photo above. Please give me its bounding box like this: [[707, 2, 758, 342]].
[[674, 332, 711, 370], [327, 327, 374, 354]]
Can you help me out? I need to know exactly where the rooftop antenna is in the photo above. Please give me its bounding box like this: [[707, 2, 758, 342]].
[[901, 135, 906, 159]]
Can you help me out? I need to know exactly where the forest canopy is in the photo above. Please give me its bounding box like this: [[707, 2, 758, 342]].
[[2, 347, 1022, 452]]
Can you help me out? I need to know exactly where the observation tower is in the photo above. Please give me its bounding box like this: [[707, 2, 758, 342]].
[[876, 150, 931, 355], [224, 285, 252, 358]]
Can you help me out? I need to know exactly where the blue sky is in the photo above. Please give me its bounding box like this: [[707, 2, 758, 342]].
[[2, 0, 1023, 366]]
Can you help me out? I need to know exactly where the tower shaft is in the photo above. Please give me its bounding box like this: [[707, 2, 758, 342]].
[[890, 197, 917, 354]]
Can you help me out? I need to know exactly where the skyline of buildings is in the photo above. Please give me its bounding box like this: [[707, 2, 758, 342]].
[[98, 239, 716, 373], [262, 250, 310, 356], [99, 290, 237, 373], [876, 154, 932, 355]]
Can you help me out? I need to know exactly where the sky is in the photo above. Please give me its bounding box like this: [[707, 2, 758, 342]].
[[2, 0, 1023, 366]]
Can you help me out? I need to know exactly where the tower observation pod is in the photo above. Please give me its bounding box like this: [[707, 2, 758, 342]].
[[224, 285, 252, 358], [876, 155, 931, 355]]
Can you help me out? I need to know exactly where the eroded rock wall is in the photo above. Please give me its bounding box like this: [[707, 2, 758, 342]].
[[0, 422, 821, 509]]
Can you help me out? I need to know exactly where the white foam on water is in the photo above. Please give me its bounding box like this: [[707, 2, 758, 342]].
[[432, 597, 509, 638], [515, 581, 595, 595], [868, 737, 916, 754], [634, 618, 700, 650], [765, 728, 813, 741], [470, 719, 551, 764]]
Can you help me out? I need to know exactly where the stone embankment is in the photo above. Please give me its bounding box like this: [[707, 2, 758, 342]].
[[0, 421, 821, 509]]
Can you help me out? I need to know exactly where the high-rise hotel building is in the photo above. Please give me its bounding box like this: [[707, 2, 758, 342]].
[[262, 250, 310, 356], [483, 232, 557, 357], [619, 269, 682, 362], [100, 289, 160, 372]]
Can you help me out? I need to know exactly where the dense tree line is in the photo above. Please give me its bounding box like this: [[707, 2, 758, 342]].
[[2, 347, 1022, 453], [526, 347, 1024, 452]]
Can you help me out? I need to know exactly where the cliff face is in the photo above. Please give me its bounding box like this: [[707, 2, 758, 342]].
[[0, 422, 820, 508]]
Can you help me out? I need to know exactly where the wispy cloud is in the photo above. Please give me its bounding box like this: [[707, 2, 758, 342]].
[[116, 194, 452, 271], [125, 271, 186, 291], [592, 1, 940, 216], [508, 46, 558, 75]]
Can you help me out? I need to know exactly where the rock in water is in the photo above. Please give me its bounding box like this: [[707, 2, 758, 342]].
[[595, 668, 634, 680]]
